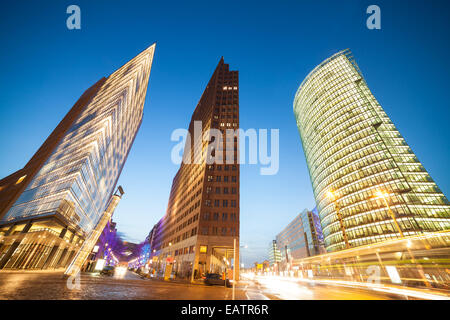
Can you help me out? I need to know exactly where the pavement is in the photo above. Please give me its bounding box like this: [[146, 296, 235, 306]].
[[0, 270, 446, 300]]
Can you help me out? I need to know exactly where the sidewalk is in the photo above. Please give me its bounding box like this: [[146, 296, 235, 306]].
[[150, 276, 205, 285]]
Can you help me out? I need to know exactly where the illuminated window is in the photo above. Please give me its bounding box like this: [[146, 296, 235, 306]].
[[199, 245, 207, 253]]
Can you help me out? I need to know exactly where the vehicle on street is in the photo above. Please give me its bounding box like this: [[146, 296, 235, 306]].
[[100, 265, 115, 276], [204, 273, 231, 287]]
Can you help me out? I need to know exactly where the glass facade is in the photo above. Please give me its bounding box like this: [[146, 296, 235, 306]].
[[268, 239, 282, 267], [294, 49, 450, 252], [0, 45, 155, 271], [1, 45, 155, 235], [276, 212, 308, 265], [300, 208, 325, 256]]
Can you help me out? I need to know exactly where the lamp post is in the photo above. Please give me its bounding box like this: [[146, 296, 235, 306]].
[[327, 191, 350, 249], [374, 190, 431, 288], [374, 191, 404, 237], [239, 244, 247, 271]]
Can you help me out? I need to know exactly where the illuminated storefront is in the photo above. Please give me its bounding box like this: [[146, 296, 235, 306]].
[[294, 49, 450, 252]]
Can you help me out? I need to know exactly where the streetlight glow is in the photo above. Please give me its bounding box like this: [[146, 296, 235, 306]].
[[326, 191, 335, 200]]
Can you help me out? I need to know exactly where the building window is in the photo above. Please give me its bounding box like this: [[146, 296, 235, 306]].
[[223, 200, 228, 207], [231, 187, 237, 194], [214, 200, 220, 207], [231, 176, 237, 182], [223, 187, 229, 194], [222, 213, 228, 221], [213, 213, 219, 221], [231, 200, 236, 207], [215, 187, 221, 194]]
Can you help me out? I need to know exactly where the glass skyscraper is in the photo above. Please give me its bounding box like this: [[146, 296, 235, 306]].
[[294, 49, 450, 252], [0, 44, 155, 269]]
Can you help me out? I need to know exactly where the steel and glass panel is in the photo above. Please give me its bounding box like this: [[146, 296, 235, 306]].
[[294, 49, 450, 252], [1, 45, 155, 234]]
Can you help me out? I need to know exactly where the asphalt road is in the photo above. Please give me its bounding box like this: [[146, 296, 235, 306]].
[[0, 270, 246, 300], [0, 270, 426, 300]]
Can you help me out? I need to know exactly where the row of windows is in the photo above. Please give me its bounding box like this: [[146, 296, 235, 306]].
[[202, 212, 238, 222], [161, 227, 198, 249], [200, 226, 237, 236], [204, 199, 237, 208], [206, 187, 237, 195], [207, 175, 237, 182], [174, 245, 195, 256], [207, 164, 238, 171]]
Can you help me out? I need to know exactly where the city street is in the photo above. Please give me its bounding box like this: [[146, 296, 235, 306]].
[[0, 270, 247, 300], [0, 270, 438, 300]]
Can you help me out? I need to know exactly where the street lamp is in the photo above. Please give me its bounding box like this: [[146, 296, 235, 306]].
[[239, 244, 247, 269], [374, 190, 404, 237], [373, 190, 431, 288], [327, 190, 350, 249]]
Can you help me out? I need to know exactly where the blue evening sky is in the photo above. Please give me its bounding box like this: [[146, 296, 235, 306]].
[[0, 1, 449, 265]]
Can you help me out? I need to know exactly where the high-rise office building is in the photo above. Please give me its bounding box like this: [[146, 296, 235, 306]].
[[150, 58, 240, 279], [294, 49, 450, 252], [274, 208, 324, 270], [0, 44, 156, 269], [276, 212, 308, 268], [268, 240, 282, 268], [300, 208, 326, 256]]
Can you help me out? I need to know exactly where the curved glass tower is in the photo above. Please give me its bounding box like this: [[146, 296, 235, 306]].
[[294, 49, 450, 252]]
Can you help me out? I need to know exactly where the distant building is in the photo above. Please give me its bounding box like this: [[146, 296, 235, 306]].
[[85, 219, 118, 270], [300, 208, 326, 256], [268, 240, 281, 268], [273, 208, 326, 270], [275, 212, 308, 270]]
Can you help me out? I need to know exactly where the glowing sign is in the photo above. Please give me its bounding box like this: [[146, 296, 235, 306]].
[[94, 259, 106, 271], [385, 265, 402, 284]]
